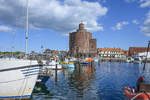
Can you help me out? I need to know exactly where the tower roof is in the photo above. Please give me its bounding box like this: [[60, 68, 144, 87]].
[[79, 22, 84, 25], [79, 22, 84, 30]]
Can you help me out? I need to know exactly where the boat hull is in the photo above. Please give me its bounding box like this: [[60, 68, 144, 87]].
[[67, 64, 75, 68], [124, 87, 150, 100], [0, 59, 40, 99], [43, 64, 62, 70]]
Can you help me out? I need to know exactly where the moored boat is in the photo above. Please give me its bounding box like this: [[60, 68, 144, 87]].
[[80, 62, 90, 65], [126, 57, 134, 63], [133, 57, 142, 64], [43, 60, 62, 70], [124, 41, 150, 100], [124, 86, 150, 100], [0, 58, 41, 99], [0, 0, 41, 99], [60, 62, 75, 69], [67, 62, 75, 68], [43, 59, 63, 70]]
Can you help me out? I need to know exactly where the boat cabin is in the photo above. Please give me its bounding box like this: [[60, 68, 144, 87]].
[[139, 83, 150, 92]]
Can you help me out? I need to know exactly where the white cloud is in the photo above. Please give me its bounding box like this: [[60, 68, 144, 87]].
[[0, 0, 108, 34], [99, 26, 104, 31], [132, 19, 139, 24], [140, 0, 150, 8], [112, 21, 129, 30], [141, 11, 150, 36], [124, 0, 150, 36], [125, 0, 150, 8], [125, 0, 136, 2], [97, 0, 107, 3], [0, 25, 13, 32]]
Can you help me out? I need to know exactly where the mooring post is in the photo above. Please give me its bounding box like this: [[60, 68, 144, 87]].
[[55, 64, 58, 83]]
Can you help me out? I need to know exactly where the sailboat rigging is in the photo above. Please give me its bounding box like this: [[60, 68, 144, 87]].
[[143, 41, 150, 72], [0, 0, 41, 99], [25, 0, 29, 56]]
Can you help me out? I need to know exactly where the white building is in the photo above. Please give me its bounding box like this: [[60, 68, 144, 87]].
[[97, 48, 125, 58], [132, 52, 150, 60]]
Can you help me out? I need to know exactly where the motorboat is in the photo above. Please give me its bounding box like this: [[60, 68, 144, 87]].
[[60, 61, 75, 69], [133, 57, 142, 64], [43, 60, 62, 70], [126, 57, 134, 63]]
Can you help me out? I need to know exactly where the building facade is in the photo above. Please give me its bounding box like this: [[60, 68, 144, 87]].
[[128, 47, 150, 56], [97, 48, 125, 58], [69, 23, 97, 57]]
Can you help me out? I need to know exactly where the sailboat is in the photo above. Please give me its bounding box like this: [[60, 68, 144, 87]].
[[0, 0, 41, 99]]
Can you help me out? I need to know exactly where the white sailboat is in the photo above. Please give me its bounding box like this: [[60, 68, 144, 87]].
[[0, 0, 41, 99]]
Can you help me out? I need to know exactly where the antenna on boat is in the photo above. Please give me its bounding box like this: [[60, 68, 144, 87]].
[[25, 0, 29, 58], [143, 40, 150, 72]]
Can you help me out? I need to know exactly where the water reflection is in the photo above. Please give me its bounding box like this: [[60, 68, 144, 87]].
[[67, 64, 96, 98], [32, 62, 150, 100]]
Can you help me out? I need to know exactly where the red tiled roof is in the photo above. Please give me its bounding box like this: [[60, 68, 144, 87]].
[[128, 47, 150, 56], [98, 48, 122, 52], [97, 48, 124, 54]]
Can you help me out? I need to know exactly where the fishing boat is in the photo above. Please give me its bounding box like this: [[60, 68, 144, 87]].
[[80, 58, 93, 65], [60, 58, 75, 69], [60, 62, 75, 69], [67, 62, 75, 68], [0, 0, 41, 99]]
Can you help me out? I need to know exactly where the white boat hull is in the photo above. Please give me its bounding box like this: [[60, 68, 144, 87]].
[[43, 60, 62, 70], [0, 59, 40, 99], [133, 60, 142, 64], [43, 64, 62, 70]]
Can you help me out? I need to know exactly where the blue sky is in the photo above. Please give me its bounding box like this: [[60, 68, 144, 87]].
[[0, 0, 150, 52]]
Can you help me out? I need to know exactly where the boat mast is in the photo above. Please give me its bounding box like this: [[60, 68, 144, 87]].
[[25, 0, 29, 57], [143, 40, 150, 71]]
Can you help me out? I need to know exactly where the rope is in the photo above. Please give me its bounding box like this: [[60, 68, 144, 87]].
[[131, 92, 143, 100], [131, 92, 150, 100]]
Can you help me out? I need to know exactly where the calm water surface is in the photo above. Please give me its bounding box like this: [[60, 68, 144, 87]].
[[31, 62, 150, 100]]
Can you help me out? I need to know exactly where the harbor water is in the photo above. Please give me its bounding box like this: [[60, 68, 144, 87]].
[[31, 62, 150, 100]]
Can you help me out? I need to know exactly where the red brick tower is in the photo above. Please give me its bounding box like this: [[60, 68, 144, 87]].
[[69, 23, 97, 57]]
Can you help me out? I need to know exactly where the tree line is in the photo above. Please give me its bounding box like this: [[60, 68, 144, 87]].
[[0, 51, 24, 55]]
